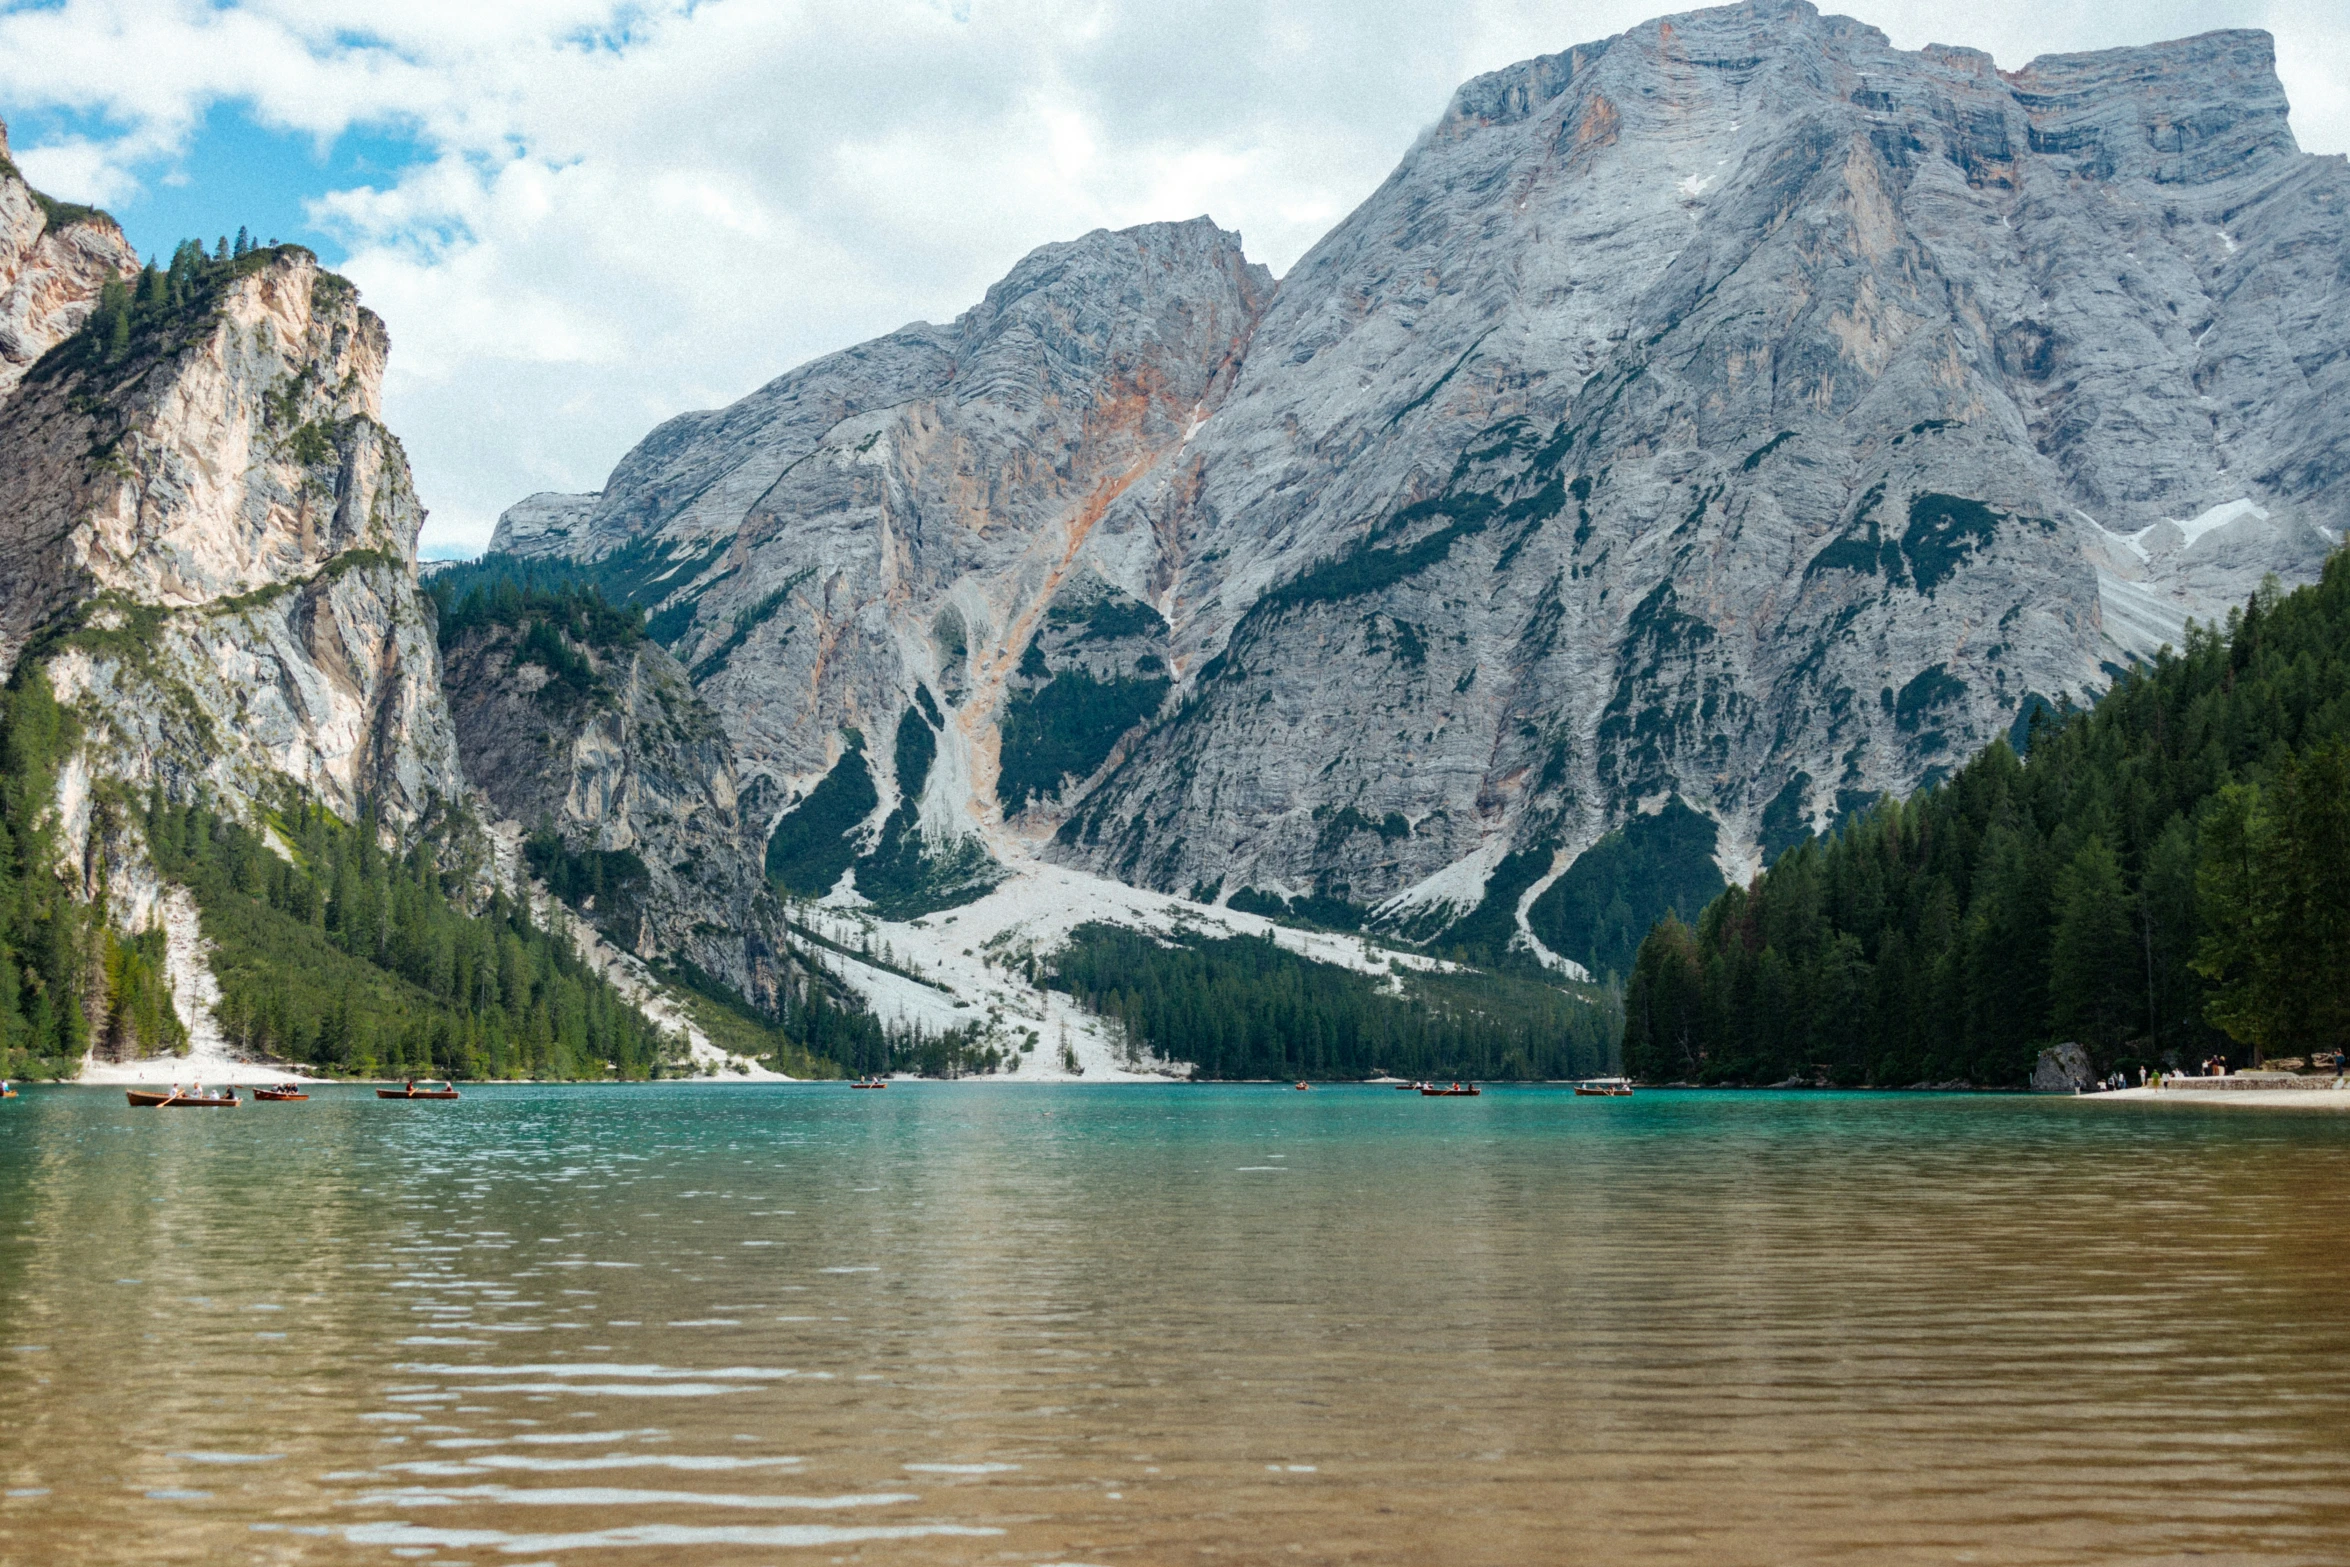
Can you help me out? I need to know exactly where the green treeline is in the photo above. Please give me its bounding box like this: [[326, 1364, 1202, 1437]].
[[148, 791, 676, 1080], [1624, 553, 2350, 1086], [429, 569, 647, 712], [1049, 922, 1617, 1080], [996, 667, 1170, 809], [428, 567, 648, 654], [38, 230, 320, 383], [0, 675, 185, 1079]]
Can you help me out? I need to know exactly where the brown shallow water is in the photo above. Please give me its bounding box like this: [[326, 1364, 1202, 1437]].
[[1, 1083, 2346, 1566]]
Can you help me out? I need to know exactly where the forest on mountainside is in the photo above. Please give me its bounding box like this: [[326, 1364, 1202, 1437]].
[[147, 790, 677, 1081], [1049, 922, 1619, 1080], [1623, 551, 2350, 1087], [0, 674, 181, 1081]]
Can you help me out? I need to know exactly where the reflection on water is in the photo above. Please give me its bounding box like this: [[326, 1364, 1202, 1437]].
[[2, 1083, 2347, 1565]]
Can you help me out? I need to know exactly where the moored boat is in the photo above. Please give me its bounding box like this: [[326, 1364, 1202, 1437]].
[[377, 1080, 461, 1100], [128, 1087, 238, 1107]]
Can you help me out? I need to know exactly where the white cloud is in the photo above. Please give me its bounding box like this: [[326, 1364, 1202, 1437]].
[[1, 0, 2345, 553]]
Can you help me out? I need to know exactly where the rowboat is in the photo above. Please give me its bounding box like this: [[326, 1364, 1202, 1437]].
[[253, 1084, 309, 1102], [1575, 1079, 1634, 1098], [377, 1081, 461, 1100], [127, 1088, 238, 1107], [850, 1077, 887, 1089], [0, 1088, 15, 1099], [1421, 1082, 1481, 1097], [1393, 1080, 1424, 1090], [1294, 1081, 1312, 1091]]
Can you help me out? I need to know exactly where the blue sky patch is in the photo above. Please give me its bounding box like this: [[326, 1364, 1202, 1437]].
[[7, 98, 430, 268]]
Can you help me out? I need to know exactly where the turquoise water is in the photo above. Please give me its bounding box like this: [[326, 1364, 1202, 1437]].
[[2, 1083, 2347, 1564]]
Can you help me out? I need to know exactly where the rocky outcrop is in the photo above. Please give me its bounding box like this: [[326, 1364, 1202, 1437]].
[[437, 611, 783, 1005], [2033, 1041, 2094, 1093], [0, 243, 461, 826], [0, 121, 137, 402], [489, 491, 603, 560], [492, 3, 2349, 969]]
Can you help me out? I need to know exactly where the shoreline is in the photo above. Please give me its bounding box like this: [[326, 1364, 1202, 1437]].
[[2085, 1082, 2350, 1109]]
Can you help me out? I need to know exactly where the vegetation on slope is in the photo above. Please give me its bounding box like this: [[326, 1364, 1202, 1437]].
[[1624, 554, 2350, 1086], [430, 568, 648, 713], [148, 791, 677, 1080], [33, 229, 339, 387], [996, 667, 1170, 810], [1048, 922, 1618, 1081], [0, 673, 183, 1080]]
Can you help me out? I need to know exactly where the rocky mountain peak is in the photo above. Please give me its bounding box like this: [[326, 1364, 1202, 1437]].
[[486, 2, 2348, 977]]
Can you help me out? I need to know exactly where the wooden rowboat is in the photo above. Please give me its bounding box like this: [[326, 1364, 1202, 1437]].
[[127, 1088, 238, 1107], [1574, 1080, 1634, 1097], [253, 1084, 309, 1101], [850, 1078, 887, 1089], [377, 1081, 461, 1100], [1421, 1082, 1481, 1097]]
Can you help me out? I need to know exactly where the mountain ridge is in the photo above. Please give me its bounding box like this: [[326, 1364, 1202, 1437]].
[[497, 1, 2348, 979]]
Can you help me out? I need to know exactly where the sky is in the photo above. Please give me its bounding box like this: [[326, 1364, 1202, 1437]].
[[3, 1, 2346, 558]]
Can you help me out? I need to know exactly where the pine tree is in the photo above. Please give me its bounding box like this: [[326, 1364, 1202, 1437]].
[[2048, 837, 2137, 1047]]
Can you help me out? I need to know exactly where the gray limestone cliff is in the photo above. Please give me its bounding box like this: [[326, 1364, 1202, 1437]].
[[0, 235, 461, 828], [492, 216, 1268, 898], [494, 2, 2350, 971]]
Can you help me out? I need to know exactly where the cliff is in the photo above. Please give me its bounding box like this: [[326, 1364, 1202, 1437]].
[[0, 238, 461, 825]]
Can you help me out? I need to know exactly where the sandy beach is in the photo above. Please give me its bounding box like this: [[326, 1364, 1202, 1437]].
[[2090, 1082, 2350, 1109]]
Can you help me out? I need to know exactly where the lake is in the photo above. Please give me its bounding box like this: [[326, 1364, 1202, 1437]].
[[2, 1083, 2346, 1565]]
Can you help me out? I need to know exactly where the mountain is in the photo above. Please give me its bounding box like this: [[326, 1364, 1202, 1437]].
[[0, 145, 789, 1082], [493, 1, 2347, 981]]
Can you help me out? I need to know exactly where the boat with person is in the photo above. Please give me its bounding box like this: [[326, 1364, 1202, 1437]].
[[851, 1077, 887, 1089], [1421, 1082, 1481, 1097], [376, 1080, 461, 1100], [127, 1085, 238, 1108], [253, 1084, 309, 1102], [1575, 1078, 1635, 1098]]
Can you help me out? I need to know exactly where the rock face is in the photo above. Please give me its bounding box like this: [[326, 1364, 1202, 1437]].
[[0, 121, 138, 401], [491, 216, 1268, 894], [2032, 1041, 2095, 1093], [497, 2, 2349, 967], [0, 237, 461, 828], [437, 613, 784, 1004]]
